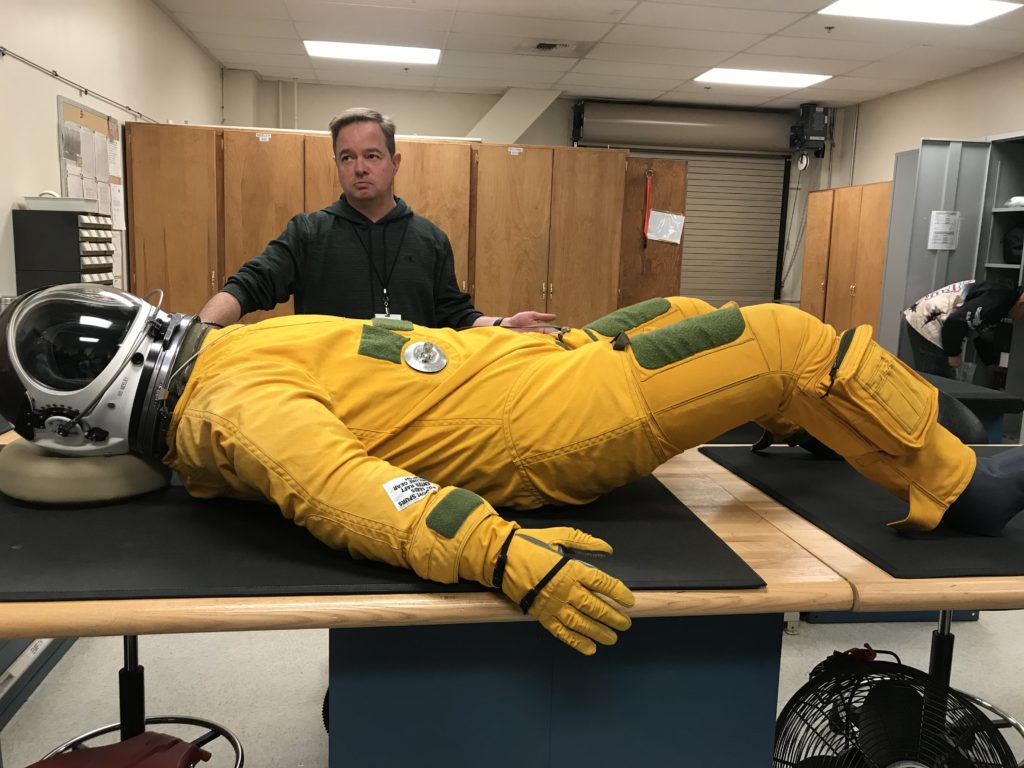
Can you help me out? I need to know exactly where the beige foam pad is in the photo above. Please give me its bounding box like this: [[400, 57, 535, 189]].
[[0, 439, 169, 504]]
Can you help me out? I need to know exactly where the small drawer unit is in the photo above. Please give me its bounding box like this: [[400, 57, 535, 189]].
[[12, 209, 116, 293]]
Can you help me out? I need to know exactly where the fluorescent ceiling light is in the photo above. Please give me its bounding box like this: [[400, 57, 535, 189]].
[[818, 0, 1022, 25], [695, 68, 831, 88], [304, 40, 440, 65]]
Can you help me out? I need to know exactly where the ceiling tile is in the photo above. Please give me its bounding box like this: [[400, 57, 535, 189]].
[[193, 32, 308, 55], [778, 15, 941, 45], [444, 32, 532, 54], [174, 12, 299, 38], [156, 0, 290, 17], [776, 86, 878, 106], [440, 50, 578, 71], [655, 89, 781, 107], [718, 52, 866, 75], [561, 85, 669, 101], [823, 75, 924, 92], [670, 78, 798, 96], [604, 24, 765, 50], [570, 58, 703, 80], [931, 26, 1024, 53], [313, 68, 436, 87], [431, 80, 506, 94], [217, 51, 312, 68], [745, 34, 905, 60], [247, 66, 319, 80], [978, 4, 1024, 30], [297, 0, 459, 8], [557, 71, 683, 90], [437, 64, 560, 84], [284, 1, 454, 29], [451, 12, 613, 41], [585, 43, 732, 66], [657, 0, 825, 8], [623, 2, 805, 33], [881, 44, 1014, 69], [452, 0, 637, 22], [293, 20, 448, 47]]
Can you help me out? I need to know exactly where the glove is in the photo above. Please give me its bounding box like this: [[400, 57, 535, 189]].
[[490, 525, 635, 655]]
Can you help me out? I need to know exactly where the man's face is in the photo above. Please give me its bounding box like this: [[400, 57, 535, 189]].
[[334, 121, 401, 205]]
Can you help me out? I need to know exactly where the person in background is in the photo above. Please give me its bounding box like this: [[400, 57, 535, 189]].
[[199, 107, 553, 332], [903, 279, 1024, 378]]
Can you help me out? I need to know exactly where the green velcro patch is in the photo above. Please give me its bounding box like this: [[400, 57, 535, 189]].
[[358, 325, 406, 364], [631, 305, 745, 369], [372, 317, 414, 331], [583, 298, 672, 337], [427, 488, 485, 538]]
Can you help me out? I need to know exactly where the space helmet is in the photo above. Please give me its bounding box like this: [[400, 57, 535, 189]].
[[0, 283, 203, 458]]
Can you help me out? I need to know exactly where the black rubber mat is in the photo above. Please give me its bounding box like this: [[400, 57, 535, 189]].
[[705, 421, 765, 445], [0, 475, 763, 602], [699, 445, 1024, 579]]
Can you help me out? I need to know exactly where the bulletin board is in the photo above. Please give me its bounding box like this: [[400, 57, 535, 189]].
[[56, 96, 126, 287]]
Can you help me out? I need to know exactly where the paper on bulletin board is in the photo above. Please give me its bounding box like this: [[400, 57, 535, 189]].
[[647, 210, 685, 244], [110, 184, 126, 230], [927, 210, 961, 250]]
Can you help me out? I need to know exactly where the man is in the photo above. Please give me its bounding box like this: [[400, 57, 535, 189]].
[[199, 107, 552, 331], [903, 279, 1024, 378], [1, 285, 1021, 656]]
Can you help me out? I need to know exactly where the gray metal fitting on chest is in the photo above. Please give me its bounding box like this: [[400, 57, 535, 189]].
[[404, 341, 448, 373]]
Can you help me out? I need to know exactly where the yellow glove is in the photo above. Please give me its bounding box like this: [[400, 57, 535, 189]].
[[490, 525, 636, 655]]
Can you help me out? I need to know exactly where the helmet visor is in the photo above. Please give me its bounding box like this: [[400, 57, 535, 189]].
[[14, 285, 140, 392]]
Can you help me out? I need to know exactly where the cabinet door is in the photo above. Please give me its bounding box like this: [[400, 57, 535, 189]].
[[618, 158, 686, 307], [799, 189, 834, 321], [394, 140, 472, 293], [548, 148, 627, 327], [823, 186, 863, 331], [850, 181, 892, 333], [125, 123, 219, 314], [223, 129, 305, 322], [304, 134, 340, 212], [473, 145, 552, 318]]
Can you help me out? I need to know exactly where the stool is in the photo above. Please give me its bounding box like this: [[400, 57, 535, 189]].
[[30, 636, 243, 767]]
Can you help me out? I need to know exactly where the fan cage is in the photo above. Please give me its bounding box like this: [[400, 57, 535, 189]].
[[774, 660, 1020, 768]]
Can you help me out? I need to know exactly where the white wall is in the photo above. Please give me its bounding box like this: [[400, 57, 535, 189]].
[[851, 53, 1024, 185], [1, 0, 222, 295]]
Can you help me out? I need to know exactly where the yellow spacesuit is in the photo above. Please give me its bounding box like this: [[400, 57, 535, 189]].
[[162, 296, 975, 654]]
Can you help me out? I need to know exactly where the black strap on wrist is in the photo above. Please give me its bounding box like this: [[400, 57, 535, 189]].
[[493, 317, 505, 327], [491, 529, 517, 591], [519, 555, 571, 614]]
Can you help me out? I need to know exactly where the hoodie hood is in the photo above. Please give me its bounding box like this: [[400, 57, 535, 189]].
[[325, 195, 413, 226]]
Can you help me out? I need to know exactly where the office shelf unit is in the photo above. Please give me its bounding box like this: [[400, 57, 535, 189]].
[[12, 209, 116, 293]]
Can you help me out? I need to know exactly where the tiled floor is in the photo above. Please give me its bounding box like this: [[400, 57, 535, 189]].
[[3, 611, 1024, 767]]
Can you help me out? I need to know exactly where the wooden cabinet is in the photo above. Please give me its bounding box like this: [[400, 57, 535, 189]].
[[800, 181, 892, 335], [473, 144, 553, 320], [618, 157, 687, 306], [124, 123, 219, 314], [223, 129, 304, 322], [473, 145, 627, 328]]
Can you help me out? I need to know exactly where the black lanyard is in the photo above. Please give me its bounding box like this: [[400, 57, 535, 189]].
[[351, 220, 410, 317]]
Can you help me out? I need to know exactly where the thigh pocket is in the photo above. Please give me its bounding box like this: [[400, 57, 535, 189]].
[[822, 326, 936, 454]]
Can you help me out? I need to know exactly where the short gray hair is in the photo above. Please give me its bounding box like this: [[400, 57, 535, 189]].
[[329, 108, 396, 156]]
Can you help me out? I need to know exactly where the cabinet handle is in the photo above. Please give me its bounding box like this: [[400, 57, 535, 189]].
[[211, 270, 217, 293], [542, 282, 547, 300], [849, 283, 856, 296], [548, 283, 554, 298]]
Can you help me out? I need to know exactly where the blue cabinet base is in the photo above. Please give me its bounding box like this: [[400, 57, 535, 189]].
[[329, 613, 783, 767]]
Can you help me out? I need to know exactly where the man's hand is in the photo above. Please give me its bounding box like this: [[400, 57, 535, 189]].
[[503, 311, 559, 333], [948, 355, 962, 368], [495, 526, 635, 655]]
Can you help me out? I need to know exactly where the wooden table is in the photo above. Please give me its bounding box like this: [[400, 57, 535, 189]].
[[0, 451, 853, 767]]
